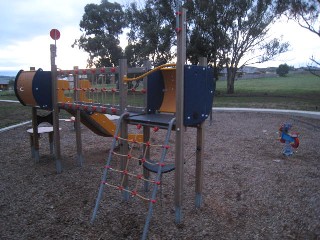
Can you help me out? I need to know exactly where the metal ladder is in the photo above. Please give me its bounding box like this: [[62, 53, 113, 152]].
[[90, 112, 176, 240]]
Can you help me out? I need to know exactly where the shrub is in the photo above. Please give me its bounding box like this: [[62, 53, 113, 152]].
[[276, 63, 290, 77]]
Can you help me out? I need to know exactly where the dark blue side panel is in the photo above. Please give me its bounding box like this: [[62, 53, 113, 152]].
[[184, 65, 214, 126], [33, 70, 52, 110], [14, 70, 25, 106], [147, 70, 164, 114], [206, 67, 215, 116]]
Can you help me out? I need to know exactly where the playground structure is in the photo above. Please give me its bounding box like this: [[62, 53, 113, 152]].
[[14, 65, 146, 161], [278, 123, 300, 156], [13, 4, 216, 240]]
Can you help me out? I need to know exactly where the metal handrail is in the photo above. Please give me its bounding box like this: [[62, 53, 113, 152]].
[[123, 63, 176, 82]]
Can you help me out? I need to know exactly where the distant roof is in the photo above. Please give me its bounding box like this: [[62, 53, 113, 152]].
[[0, 79, 11, 84]]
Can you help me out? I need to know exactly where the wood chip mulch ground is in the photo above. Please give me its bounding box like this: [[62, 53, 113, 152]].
[[1, 112, 319, 239]]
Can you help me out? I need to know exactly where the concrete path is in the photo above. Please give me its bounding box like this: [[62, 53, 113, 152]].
[[0, 121, 32, 133], [0, 100, 19, 103], [212, 107, 320, 119]]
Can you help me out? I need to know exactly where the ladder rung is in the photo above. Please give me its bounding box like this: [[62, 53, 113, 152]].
[[143, 159, 175, 173]]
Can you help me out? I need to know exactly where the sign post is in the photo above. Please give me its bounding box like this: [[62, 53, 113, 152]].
[[50, 29, 62, 173], [50, 29, 60, 55]]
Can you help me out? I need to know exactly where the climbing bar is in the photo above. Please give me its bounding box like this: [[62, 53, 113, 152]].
[[57, 87, 120, 93], [112, 151, 141, 161], [102, 181, 153, 202], [115, 136, 166, 148], [114, 136, 144, 144], [111, 152, 168, 170], [58, 66, 145, 76], [58, 87, 146, 94], [123, 63, 176, 82], [58, 102, 122, 115], [58, 67, 117, 76], [128, 88, 147, 94], [103, 166, 158, 184]]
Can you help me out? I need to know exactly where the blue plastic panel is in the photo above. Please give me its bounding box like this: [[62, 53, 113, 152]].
[[33, 70, 52, 110], [147, 70, 164, 114], [145, 65, 215, 126], [184, 65, 215, 126]]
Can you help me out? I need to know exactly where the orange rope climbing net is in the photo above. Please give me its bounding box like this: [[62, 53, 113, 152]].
[[102, 124, 173, 203]]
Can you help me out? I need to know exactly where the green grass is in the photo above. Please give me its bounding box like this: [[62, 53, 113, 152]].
[[0, 90, 17, 100], [0, 101, 72, 129], [0, 102, 32, 128], [214, 72, 320, 111]]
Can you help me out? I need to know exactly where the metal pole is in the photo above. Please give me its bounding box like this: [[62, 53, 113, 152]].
[[174, 6, 187, 224], [143, 126, 150, 192], [90, 112, 130, 223], [50, 44, 62, 173]]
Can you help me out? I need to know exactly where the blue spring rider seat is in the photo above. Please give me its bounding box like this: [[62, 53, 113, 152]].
[[278, 123, 300, 156]]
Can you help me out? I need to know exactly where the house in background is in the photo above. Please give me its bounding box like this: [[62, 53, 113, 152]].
[[219, 66, 279, 80], [0, 77, 13, 90]]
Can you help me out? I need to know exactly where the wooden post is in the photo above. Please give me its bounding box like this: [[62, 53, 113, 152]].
[[49, 131, 54, 154], [119, 59, 129, 200], [31, 106, 39, 162], [119, 59, 127, 113], [74, 66, 84, 166], [50, 44, 62, 173], [30, 66, 40, 161], [195, 57, 207, 208], [175, 6, 187, 224]]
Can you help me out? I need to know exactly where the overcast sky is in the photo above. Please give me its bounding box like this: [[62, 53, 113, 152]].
[[1, 0, 320, 74]]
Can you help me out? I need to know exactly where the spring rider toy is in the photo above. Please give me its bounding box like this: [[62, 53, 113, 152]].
[[278, 123, 300, 156]]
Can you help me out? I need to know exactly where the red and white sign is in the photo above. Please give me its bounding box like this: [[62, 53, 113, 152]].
[[50, 29, 60, 40]]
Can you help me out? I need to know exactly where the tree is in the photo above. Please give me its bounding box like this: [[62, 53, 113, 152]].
[[280, 0, 320, 76], [125, 0, 176, 67], [125, 0, 289, 93], [280, 0, 320, 36], [276, 63, 290, 76], [75, 0, 290, 94], [185, 0, 227, 81], [72, 0, 125, 67], [186, 0, 289, 94]]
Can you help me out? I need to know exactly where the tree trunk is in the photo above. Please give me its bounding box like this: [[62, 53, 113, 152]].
[[226, 67, 236, 94], [227, 76, 234, 94], [213, 60, 219, 81]]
